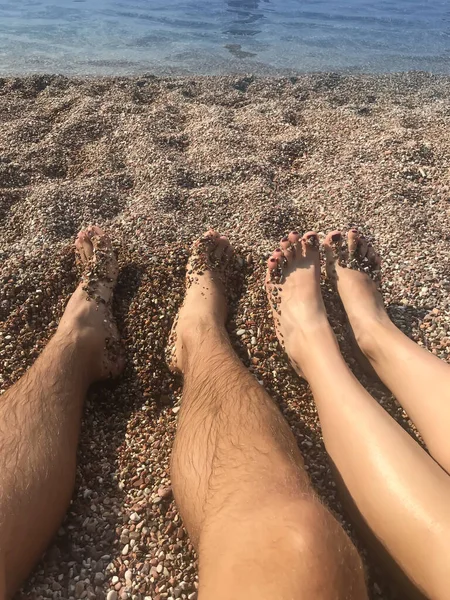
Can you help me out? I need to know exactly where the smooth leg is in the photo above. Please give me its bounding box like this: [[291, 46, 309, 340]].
[[358, 321, 450, 473], [170, 232, 367, 600], [325, 229, 450, 473], [293, 330, 450, 600], [0, 227, 122, 597], [266, 230, 450, 600]]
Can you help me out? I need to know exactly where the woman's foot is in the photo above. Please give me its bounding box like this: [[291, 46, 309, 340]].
[[324, 229, 391, 359], [167, 231, 232, 373], [58, 225, 123, 380], [265, 231, 334, 377]]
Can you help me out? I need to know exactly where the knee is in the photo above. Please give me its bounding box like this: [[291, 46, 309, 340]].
[[276, 497, 368, 598], [199, 495, 367, 600], [287, 497, 362, 558]]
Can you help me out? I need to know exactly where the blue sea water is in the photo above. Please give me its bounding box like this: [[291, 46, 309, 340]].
[[0, 0, 449, 76]]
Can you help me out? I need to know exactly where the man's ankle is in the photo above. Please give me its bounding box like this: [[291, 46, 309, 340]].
[[179, 318, 231, 373], [182, 316, 227, 347]]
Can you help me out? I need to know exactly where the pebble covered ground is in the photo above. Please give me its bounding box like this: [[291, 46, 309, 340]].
[[0, 72, 449, 600]]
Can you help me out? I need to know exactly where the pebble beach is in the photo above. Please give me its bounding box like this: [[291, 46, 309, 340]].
[[1, 72, 449, 600]]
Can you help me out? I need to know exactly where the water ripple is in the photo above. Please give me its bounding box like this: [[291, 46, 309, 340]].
[[0, 0, 448, 75]]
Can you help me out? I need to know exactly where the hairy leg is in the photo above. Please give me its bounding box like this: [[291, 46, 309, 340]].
[[267, 230, 450, 600], [325, 228, 450, 473], [169, 231, 367, 600], [0, 226, 122, 597]]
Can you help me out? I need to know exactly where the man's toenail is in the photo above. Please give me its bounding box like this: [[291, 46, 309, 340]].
[[331, 233, 342, 242]]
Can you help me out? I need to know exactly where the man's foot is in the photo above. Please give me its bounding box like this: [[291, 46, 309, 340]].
[[58, 225, 123, 380], [167, 231, 232, 373], [324, 229, 390, 358], [265, 231, 332, 377]]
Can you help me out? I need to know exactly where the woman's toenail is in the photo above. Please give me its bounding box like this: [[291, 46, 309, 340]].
[[331, 233, 342, 242], [281, 236, 289, 242]]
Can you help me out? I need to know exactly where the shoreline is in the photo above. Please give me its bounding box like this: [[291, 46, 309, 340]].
[[2, 68, 450, 80]]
